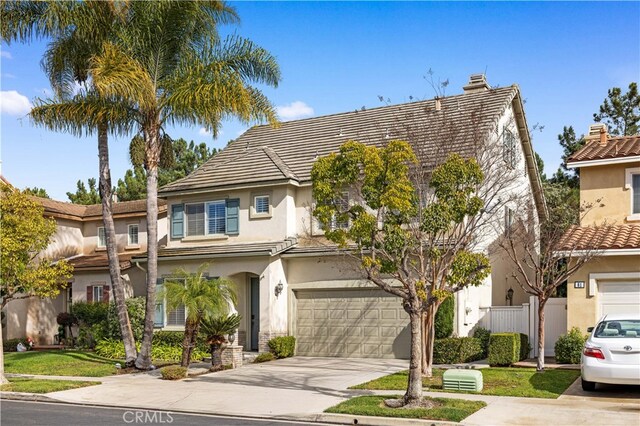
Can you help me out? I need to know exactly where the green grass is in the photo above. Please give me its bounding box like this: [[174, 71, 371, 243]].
[[325, 395, 486, 422], [350, 368, 580, 399], [4, 350, 119, 377], [0, 377, 99, 393]]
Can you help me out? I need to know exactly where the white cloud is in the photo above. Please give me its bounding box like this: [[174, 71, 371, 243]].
[[276, 101, 314, 121], [0, 50, 12, 59], [199, 127, 211, 136], [0, 90, 32, 116], [1, 73, 16, 79]]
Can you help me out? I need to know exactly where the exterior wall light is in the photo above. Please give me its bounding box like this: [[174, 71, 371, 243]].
[[275, 280, 284, 297], [506, 287, 514, 306]]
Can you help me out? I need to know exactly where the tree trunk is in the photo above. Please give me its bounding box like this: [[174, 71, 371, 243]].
[[97, 122, 137, 367], [0, 317, 9, 385], [136, 127, 160, 370], [181, 319, 197, 368], [421, 302, 437, 378], [404, 310, 423, 404], [537, 297, 546, 372], [211, 343, 223, 371]]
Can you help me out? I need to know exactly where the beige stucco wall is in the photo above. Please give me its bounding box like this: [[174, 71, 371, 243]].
[[83, 215, 158, 253], [3, 293, 65, 344], [580, 161, 640, 226], [567, 255, 640, 333], [39, 218, 84, 260]]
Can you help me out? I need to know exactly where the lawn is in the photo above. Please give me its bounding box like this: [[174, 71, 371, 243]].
[[325, 395, 486, 422], [350, 368, 580, 399], [0, 377, 99, 393], [4, 350, 119, 377]]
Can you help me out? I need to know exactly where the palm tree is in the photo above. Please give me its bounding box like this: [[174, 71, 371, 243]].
[[200, 313, 242, 371], [161, 264, 237, 367], [2, 0, 139, 366], [88, 1, 281, 369]]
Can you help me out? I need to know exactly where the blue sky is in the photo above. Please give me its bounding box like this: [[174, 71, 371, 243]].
[[1, 1, 638, 200]]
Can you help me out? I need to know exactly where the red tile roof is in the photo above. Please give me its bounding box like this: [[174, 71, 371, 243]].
[[32, 197, 166, 220], [557, 224, 640, 251], [67, 253, 138, 271], [568, 135, 640, 164]]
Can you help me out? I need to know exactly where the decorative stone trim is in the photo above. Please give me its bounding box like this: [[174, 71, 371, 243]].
[[222, 344, 243, 368], [258, 331, 287, 353]]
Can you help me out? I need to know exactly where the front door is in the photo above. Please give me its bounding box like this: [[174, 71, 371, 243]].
[[250, 276, 260, 351]]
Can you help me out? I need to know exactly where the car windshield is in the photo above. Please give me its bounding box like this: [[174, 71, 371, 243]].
[[594, 320, 640, 338]]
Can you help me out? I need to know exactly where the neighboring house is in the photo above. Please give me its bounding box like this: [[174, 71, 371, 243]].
[[138, 74, 545, 358], [562, 126, 640, 332], [2, 198, 167, 344]]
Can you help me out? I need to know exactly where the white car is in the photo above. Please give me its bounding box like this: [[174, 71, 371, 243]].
[[581, 313, 640, 391]]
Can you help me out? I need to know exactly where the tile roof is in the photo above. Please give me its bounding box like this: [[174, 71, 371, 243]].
[[557, 224, 640, 251], [160, 86, 520, 194], [34, 197, 166, 220], [568, 135, 640, 164], [66, 252, 138, 271], [132, 238, 298, 261]]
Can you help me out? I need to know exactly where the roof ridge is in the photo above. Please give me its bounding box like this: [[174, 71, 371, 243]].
[[262, 146, 299, 180]]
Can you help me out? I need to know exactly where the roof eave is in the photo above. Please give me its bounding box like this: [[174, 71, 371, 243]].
[[158, 178, 300, 198], [567, 156, 640, 169]]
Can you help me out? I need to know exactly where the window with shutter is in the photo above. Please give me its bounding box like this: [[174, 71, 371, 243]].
[[207, 201, 226, 234], [186, 203, 205, 236], [92, 286, 103, 303]]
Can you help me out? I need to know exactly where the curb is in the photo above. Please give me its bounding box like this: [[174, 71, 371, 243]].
[[0, 392, 59, 403], [312, 413, 460, 425]]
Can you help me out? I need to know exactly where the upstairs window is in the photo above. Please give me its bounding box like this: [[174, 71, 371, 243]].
[[186, 203, 205, 236], [503, 129, 517, 168], [333, 191, 350, 229], [128, 224, 139, 246], [255, 195, 270, 214], [633, 174, 640, 215], [97, 227, 106, 248], [504, 207, 514, 236], [172, 199, 239, 238]]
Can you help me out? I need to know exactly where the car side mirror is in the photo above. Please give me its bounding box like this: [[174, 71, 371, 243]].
[[587, 327, 594, 333]]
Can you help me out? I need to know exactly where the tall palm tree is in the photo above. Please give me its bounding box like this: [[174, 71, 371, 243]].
[[2, 0, 139, 366], [89, 0, 281, 369], [161, 264, 237, 367]]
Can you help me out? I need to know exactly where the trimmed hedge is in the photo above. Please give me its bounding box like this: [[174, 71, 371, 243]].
[[435, 296, 454, 339], [254, 352, 276, 363], [555, 327, 587, 364], [94, 339, 207, 362], [488, 333, 520, 366], [268, 336, 295, 358], [433, 337, 484, 364], [3, 338, 23, 352], [160, 366, 187, 380], [518, 333, 530, 360], [154, 331, 209, 353], [472, 327, 491, 358]]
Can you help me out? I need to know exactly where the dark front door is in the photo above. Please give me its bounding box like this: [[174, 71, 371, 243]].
[[250, 276, 260, 351]]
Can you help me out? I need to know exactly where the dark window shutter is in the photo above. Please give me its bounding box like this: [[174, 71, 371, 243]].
[[171, 204, 185, 239], [103, 285, 110, 303], [225, 198, 240, 235], [86, 286, 93, 303], [154, 278, 164, 327]]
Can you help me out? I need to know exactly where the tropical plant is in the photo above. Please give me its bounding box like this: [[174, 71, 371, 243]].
[[161, 264, 237, 367], [86, 1, 280, 369], [3, 0, 139, 366], [200, 313, 241, 371]]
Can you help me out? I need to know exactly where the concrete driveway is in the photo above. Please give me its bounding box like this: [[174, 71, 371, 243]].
[[47, 357, 408, 419]]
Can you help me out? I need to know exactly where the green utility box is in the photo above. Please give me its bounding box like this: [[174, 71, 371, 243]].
[[442, 369, 483, 392]]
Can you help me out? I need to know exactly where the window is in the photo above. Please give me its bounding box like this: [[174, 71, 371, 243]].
[[503, 129, 516, 168], [255, 195, 270, 214], [633, 174, 640, 215], [594, 319, 640, 338], [318, 192, 350, 231], [93, 286, 103, 302], [173, 199, 239, 238], [128, 224, 139, 246], [97, 227, 106, 248], [504, 207, 514, 236], [159, 278, 187, 327], [166, 305, 186, 327]]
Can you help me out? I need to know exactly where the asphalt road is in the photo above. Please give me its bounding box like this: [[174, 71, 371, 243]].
[[0, 401, 325, 426]]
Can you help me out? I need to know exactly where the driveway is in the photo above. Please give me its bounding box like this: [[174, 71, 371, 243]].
[[46, 357, 407, 419]]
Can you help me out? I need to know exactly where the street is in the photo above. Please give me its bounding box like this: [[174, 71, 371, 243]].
[[0, 401, 324, 426]]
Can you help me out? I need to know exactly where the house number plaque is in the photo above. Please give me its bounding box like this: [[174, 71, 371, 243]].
[[574, 281, 585, 289]]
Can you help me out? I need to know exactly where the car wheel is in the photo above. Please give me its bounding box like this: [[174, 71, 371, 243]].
[[581, 378, 596, 391]]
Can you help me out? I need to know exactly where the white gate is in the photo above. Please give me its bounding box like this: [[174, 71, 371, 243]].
[[533, 297, 567, 357]]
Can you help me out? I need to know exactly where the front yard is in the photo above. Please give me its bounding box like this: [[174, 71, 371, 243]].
[[0, 377, 99, 393], [4, 350, 119, 377], [351, 367, 580, 399]]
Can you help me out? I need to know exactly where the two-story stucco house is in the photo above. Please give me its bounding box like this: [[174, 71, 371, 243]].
[[563, 126, 640, 332], [139, 75, 546, 358], [2, 198, 167, 344]]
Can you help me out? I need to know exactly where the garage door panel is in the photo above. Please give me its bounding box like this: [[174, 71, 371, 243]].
[[295, 288, 409, 359], [599, 282, 640, 317]]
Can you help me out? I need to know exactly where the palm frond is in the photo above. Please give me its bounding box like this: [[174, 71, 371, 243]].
[[1, 0, 76, 43]]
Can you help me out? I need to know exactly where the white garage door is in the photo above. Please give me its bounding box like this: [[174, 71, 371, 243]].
[[295, 288, 410, 359], [599, 282, 640, 317]]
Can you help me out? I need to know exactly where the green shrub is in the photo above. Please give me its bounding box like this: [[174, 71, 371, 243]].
[[433, 337, 484, 364], [555, 327, 587, 364], [94, 339, 207, 362], [472, 327, 491, 358], [488, 333, 520, 366], [76, 323, 106, 349], [104, 297, 146, 341], [268, 336, 295, 358], [519, 333, 531, 361], [72, 302, 109, 326], [154, 331, 208, 353], [160, 365, 187, 380], [3, 338, 23, 352], [435, 296, 454, 339], [254, 352, 276, 363]]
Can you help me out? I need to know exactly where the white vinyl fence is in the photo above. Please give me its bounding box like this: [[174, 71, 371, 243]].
[[478, 296, 566, 357]]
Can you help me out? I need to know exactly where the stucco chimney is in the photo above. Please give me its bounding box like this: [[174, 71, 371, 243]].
[[463, 74, 491, 93], [434, 97, 442, 111], [586, 123, 608, 145]]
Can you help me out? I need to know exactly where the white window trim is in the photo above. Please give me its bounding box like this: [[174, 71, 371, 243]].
[[250, 193, 272, 219], [97, 227, 106, 249], [625, 167, 640, 221], [185, 200, 227, 237], [127, 224, 140, 248]]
